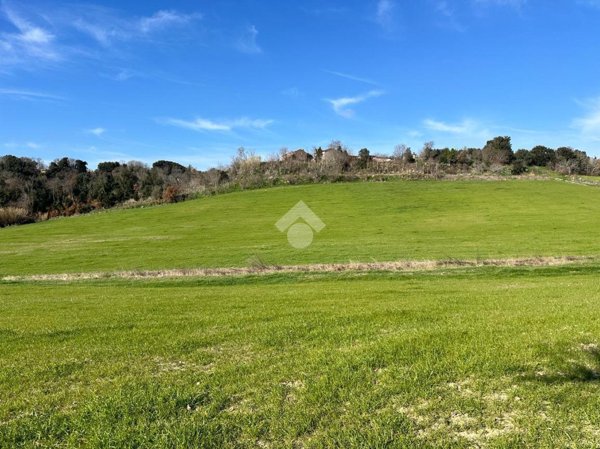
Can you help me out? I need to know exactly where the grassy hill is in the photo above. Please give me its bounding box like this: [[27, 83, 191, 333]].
[[3, 179, 600, 448], [1, 179, 600, 275]]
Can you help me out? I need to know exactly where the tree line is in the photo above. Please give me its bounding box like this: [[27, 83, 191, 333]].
[[1, 136, 598, 226]]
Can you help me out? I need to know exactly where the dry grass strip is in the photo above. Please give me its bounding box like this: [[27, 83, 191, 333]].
[[1, 256, 594, 282]]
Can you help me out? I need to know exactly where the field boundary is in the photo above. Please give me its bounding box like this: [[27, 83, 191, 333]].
[[1, 255, 595, 282]]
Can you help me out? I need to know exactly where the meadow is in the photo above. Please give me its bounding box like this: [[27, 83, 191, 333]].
[[2, 267, 600, 448], [2, 179, 600, 448], [1, 179, 600, 276]]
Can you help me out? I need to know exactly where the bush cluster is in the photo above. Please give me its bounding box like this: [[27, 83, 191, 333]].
[[1, 137, 598, 226]]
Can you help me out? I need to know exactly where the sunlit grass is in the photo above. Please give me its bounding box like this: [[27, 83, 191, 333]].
[[1, 179, 600, 275], [2, 266, 600, 447], [2, 178, 600, 447]]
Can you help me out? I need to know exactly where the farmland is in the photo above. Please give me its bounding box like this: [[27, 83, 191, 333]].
[[2, 179, 600, 448], [1, 179, 600, 276]]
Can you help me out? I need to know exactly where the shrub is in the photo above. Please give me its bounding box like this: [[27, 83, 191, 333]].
[[162, 185, 180, 203], [0, 207, 33, 227], [357, 148, 370, 169], [511, 160, 528, 175], [483, 136, 514, 165]]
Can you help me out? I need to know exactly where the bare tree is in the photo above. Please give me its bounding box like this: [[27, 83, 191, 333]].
[[420, 141, 434, 159], [393, 144, 410, 160]]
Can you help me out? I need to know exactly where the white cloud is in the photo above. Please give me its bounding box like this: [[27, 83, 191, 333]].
[[282, 87, 302, 98], [324, 70, 379, 86], [20, 27, 53, 44], [87, 127, 106, 136], [0, 88, 63, 100], [73, 8, 201, 46], [231, 117, 273, 129], [0, 3, 202, 72], [2, 5, 55, 44], [71, 18, 116, 46], [327, 90, 384, 118], [236, 25, 262, 54], [114, 69, 135, 81], [435, 1, 465, 32], [165, 118, 231, 132], [423, 118, 477, 134], [0, 3, 61, 68], [3, 141, 42, 150], [423, 118, 492, 141], [0, 0, 206, 73], [138, 10, 199, 34], [375, 0, 395, 29], [162, 117, 273, 132]]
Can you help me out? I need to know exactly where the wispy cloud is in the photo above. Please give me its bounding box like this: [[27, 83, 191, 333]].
[[0, 3, 61, 69], [324, 70, 379, 86], [282, 87, 302, 98], [435, 1, 465, 32], [424, 118, 476, 134], [72, 8, 201, 46], [102, 68, 204, 88], [165, 118, 230, 132], [139, 10, 198, 33], [162, 117, 274, 132], [87, 127, 106, 136], [423, 118, 491, 139], [3, 141, 42, 150], [71, 17, 115, 46], [236, 25, 262, 54], [0, 3, 201, 71], [112, 69, 135, 81], [572, 97, 600, 140], [0, 88, 64, 101], [326, 90, 384, 118], [375, 0, 395, 30]]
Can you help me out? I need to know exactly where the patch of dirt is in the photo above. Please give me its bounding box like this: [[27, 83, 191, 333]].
[[393, 378, 525, 447], [2, 255, 594, 282], [153, 357, 214, 374]]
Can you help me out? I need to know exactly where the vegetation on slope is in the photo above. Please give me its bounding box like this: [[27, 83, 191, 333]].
[[1, 179, 600, 276], [2, 175, 600, 447], [1, 136, 599, 225]]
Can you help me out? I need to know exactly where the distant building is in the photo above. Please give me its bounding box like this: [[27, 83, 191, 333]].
[[321, 148, 349, 163], [372, 156, 393, 163], [282, 149, 313, 162]]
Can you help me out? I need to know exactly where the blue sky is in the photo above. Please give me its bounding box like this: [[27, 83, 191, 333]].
[[1, 0, 600, 169]]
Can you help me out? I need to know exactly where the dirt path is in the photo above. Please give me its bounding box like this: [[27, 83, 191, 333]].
[[1, 256, 594, 282]]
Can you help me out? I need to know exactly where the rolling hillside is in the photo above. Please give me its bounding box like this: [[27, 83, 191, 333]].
[[1, 179, 599, 276], [3, 179, 600, 447]]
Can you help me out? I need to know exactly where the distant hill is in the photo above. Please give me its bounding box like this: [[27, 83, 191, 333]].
[[1, 179, 599, 276]]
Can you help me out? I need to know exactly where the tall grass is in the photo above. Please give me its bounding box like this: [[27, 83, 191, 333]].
[[0, 207, 32, 227]]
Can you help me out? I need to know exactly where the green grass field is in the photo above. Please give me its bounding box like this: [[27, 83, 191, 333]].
[[2, 179, 600, 448], [3, 267, 600, 448], [1, 179, 600, 275]]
